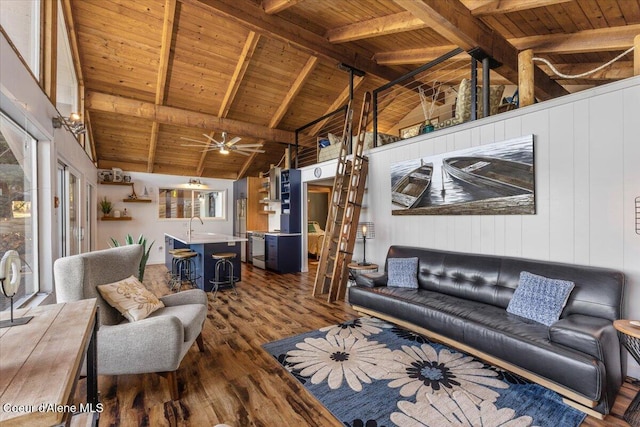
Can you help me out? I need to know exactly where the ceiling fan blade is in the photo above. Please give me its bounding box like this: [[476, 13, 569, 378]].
[[232, 150, 252, 156], [226, 136, 241, 146], [236, 148, 265, 153], [234, 144, 264, 148], [203, 134, 221, 144]]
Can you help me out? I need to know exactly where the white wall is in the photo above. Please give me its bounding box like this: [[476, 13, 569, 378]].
[[301, 77, 640, 379], [1, 32, 97, 301], [96, 171, 234, 265]]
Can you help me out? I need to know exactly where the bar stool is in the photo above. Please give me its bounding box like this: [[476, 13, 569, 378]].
[[169, 251, 198, 291], [210, 252, 238, 299]]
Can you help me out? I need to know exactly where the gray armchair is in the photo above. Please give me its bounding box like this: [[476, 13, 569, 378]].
[[53, 244, 207, 400]]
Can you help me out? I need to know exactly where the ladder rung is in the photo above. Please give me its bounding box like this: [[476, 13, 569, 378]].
[[338, 250, 353, 255]]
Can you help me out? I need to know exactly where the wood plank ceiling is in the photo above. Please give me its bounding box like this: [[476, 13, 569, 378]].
[[69, 0, 640, 179]]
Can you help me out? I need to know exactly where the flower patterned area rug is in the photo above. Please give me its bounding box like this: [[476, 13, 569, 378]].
[[262, 317, 587, 427]]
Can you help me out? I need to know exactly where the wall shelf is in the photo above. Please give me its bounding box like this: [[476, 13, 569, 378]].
[[122, 199, 152, 203], [99, 181, 133, 186], [101, 216, 132, 221]]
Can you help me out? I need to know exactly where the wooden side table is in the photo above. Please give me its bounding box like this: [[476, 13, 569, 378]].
[[0, 299, 99, 426], [614, 320, 640, 427]]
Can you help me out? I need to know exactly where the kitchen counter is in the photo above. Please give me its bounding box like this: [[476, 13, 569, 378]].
[[165, 232, 248, 245], [164, 233, 246, 292], [264, 232, 301, 237]]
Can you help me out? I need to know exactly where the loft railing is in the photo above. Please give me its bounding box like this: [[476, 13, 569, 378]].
[[371, 47, 508, 147], [293, 105, 349, 169]]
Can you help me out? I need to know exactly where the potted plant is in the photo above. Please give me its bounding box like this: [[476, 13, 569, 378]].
[[99, 197, 112, 217], [109, 234, 155, 282]]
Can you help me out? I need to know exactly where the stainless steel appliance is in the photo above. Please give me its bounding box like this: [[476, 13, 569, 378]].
[[234, 198, 247, 261], [252, 231, 266, 269]]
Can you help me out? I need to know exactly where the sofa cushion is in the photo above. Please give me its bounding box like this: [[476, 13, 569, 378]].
[[387, 257, 419, 288], [97, 275, 164, 322], [507, 271, 575, 326]]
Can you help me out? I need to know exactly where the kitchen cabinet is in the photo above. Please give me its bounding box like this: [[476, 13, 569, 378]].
[[266, 234, 301, 273], [280, 169, 301, 233]]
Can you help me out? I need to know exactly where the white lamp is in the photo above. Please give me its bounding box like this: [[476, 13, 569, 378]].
[[0, 251, 33, 328]]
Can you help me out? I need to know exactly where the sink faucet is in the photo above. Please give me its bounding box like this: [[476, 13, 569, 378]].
[[188, 215, 203, 238]]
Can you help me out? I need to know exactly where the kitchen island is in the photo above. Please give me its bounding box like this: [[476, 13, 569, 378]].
[[164, 233, 247, 292]]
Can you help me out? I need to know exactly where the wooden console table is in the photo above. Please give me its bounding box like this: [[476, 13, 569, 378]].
[[0, 299, 99, 426]]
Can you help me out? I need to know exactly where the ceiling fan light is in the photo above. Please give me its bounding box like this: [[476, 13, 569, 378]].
[[219, 147, 229, 155]]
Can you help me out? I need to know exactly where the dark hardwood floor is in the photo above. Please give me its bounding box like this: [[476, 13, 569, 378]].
[[79, 261, 638, 426]]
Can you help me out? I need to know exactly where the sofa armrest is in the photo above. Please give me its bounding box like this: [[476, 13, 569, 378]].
[[160, 289, 207, 307], [549, 314, 617, 361], [98, 316, 184, 375], [355, 272, 387, 288]]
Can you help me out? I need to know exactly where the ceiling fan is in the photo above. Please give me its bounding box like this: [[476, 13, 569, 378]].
[[180, 132, 265, 156]]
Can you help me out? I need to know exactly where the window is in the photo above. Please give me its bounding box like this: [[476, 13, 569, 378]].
[[0, 113, 39, 310], [0, 0, 41, 78], [158, 189, 226, 219], [56, 0, 79, 118]]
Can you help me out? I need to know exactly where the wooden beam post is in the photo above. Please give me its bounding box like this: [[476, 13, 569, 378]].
[[518, 49, 535, 107], [635, 35, 640, 76]]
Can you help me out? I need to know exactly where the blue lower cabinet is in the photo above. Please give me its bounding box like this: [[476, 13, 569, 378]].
[[265, 234, 300, 273]]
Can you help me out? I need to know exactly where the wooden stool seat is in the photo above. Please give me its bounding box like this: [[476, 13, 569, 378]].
[[174, 251, 197, 259], [212, 252, 236, 260], [169, 248, 191, 254]]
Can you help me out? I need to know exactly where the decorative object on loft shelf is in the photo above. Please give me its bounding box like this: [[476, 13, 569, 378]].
[[391, 134, 535, 216], [52, 112, 86, 135], [0, 250, 32, 328], [356, 222, 375, 266], [180, 131, 265, 156]]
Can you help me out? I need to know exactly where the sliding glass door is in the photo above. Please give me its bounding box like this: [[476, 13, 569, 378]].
[[57, 162, 81, 257], [0, 114, 39, 310]]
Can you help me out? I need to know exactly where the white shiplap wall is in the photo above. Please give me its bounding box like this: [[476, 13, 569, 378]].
[[302, 76, 640, 379]]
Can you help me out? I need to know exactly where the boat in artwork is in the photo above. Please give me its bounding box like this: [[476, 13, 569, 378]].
[[391, 161, 434, 208], [442, 156, 534, 196]]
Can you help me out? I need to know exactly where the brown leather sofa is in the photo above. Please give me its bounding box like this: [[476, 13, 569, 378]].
[[349, 245, 625, 416]]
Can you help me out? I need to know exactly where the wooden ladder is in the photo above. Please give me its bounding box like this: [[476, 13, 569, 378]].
[[313, 92, 372, 302]]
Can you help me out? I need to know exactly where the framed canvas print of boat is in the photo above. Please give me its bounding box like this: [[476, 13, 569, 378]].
[[391, 135, 535, 215]]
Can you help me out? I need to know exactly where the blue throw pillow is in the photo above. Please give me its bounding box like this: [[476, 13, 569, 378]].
[[387, 257, 419, 289], [506, 271, 575, 326]]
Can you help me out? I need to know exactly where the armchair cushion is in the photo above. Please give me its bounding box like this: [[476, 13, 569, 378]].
[[97, 275, 165, 322], [147, 303, 207, 343]]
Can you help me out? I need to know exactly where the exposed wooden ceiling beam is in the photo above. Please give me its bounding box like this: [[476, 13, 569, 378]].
[[509, 24, 640, 54], [466, 0, 572, 16], [392, 0, 567, 100], [262, 0, 303, 15], [238, 56, 317, 178], [307, 75, 365, 138], [218, 31, 260, 118], [85, 91, 296, 144], [148, 0, 177, 173], [269, 56, 318, 127], [237, 150, 261, 178], [326, 11, 427, 44], [85, 110, 97, 164], [196, 31, 261, 177], [183, 0, 404, 82], [375, 45, 462, 65]]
